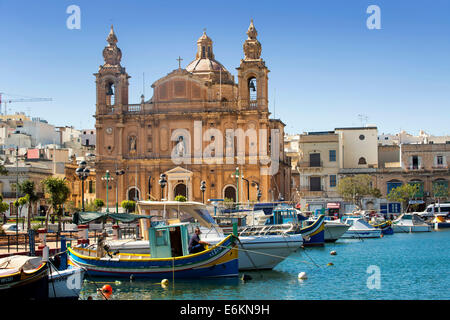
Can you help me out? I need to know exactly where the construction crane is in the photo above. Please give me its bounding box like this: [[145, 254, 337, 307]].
[[0, 92, 53, 116]]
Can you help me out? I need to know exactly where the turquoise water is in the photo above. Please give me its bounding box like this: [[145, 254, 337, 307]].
[[79, 230, 450, 300]]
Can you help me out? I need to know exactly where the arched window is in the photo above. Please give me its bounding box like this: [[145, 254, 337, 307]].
[[174, 183, 187, 198], [128, 187, 140, 201], [358, 157, 367, 165], [106, 81, 115, 106], [248, 77, 257, 108], [224, 185, 237, 203]]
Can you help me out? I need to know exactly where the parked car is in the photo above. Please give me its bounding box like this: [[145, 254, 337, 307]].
[[1, 224, 22, 233]]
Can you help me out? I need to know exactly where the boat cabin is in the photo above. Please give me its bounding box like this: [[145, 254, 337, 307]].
[[148, 223, 191, 258], [269, 206, 307, 226]]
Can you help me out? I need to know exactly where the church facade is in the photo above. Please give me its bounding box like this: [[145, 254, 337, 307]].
[[94, 21, 291, 207]]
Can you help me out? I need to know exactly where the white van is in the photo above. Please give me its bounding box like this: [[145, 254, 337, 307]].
[[418, 203, 450, 218]]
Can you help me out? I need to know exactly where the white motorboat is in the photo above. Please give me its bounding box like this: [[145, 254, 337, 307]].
[[341, 217, 381, 239], [103, 201, 303, 271], [323, 219, 351, 242], [48, 265, 85, 299], [391, 213, 431, 233]]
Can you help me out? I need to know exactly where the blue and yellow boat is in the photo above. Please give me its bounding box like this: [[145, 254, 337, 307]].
[[270, 205, 325, 246], [371, 220, 394, 235], [67, 222, 238, 279]]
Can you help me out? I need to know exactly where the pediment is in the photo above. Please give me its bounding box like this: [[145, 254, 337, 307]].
[[165, 166, 193, 176]]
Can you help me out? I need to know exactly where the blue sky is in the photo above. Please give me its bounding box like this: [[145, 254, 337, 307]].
[[0, 0, 449, 135]]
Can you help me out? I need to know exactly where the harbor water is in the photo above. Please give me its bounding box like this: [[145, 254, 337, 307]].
[[79, 230, 450, 300]]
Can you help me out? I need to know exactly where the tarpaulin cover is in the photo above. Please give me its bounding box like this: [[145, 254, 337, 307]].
[[75, 211, 154, 224]]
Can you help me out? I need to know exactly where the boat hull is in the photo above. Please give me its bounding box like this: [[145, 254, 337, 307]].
[[0, 262, 49, 300], [324, 222, 350, 242], [67, 234, 238, 279], [391, 224, 431, 233], [48, 266, 85, 299], [219, 234, 303, 271], [300, 215, 325, 246], [341, 229, 381, 239]]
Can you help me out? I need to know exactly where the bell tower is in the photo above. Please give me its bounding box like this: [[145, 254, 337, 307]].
[[237, 20, 269, 111], [94, 25, 130, 115]]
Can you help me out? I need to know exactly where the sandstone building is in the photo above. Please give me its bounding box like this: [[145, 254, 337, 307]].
[[94, 22, 290, 208]]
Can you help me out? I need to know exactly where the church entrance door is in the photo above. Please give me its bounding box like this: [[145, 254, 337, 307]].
[[174, 183, 187, 198]]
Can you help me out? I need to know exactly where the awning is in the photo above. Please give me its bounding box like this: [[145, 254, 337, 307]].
[[75, 211, 155, 224], [327, 202, 340, 209]]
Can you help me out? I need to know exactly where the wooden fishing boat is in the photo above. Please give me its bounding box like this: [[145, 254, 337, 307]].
[[67, 222, 238, 279], [370, 220, 394, 235], [0, 255, 49, 300]]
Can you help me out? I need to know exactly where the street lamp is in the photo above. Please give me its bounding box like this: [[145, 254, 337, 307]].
[[231, 167, 239, 204], [200, 181, 206, 203], [159, 173, 167, 201], [242, 177, 250, 203], [252, 181, 262, 202], [75, 160, 90, 212], [101, 170, 114, 213], [115, 169, 125, 213]]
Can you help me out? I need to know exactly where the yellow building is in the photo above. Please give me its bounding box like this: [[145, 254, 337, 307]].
[[94, 22, 291, 207]]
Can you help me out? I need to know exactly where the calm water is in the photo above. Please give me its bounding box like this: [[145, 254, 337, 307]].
[[79, 230, 450, 300]]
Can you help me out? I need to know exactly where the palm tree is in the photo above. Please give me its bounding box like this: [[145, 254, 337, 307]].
[[18, 180, 39, 231], [42, 177, 71, 234]]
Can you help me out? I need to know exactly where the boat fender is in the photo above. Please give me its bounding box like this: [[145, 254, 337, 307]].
[[298, 272, 307, 280], [130, 274, 135, 282], [161, 279, 169, 287], [330, 251, 337, 255]]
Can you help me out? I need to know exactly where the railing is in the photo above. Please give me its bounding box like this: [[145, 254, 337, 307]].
[[408, 165, 424, 170], [249, 100, 257, 109], [128, 105, 142, 112], [432, 165, 448, 169], [297, 160, 323, 168]]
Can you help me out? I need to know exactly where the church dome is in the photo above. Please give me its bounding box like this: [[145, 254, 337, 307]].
[[185, 31, 233, 84]]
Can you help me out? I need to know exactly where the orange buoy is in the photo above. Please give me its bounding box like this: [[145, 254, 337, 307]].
[[101, 284, 113, 294]]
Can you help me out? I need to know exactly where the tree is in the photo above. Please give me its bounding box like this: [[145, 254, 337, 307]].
[[337, 175, 381, 210], [94, 199, 105, 210], [387, 183, 420, 212], [18, 180, 39, 231], [0, 195, 9, 223], [42, 177, 71, 233], [174, 195, 186, 202], [432, 183, 449, 213], [0, 160, 8, 176], [14, 197, 27, 229], [121, 200, 136, 213]]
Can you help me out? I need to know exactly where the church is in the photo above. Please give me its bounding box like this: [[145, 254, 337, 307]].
[[94, 21, 291, 206]]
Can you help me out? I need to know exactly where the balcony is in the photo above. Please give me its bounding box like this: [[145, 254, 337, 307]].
[[297, 160, 323, 172], [298, 186, 325, 198], [432, 164, 449, 170]]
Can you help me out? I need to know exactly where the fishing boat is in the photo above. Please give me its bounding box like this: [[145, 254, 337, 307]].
[[370, 220, 394, 235], [267, 205, 325, 246], [0, 255, 49, 300], [67, 222, 238, 278], [98, 201, 303, 271], [391, 213, 432, 233], [341, 217, 382, 239]]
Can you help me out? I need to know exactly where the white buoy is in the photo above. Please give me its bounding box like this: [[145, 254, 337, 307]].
[[330, 250, 337, 256], [161, 279, 169, 287], [298, 272, 307, 280], [42, 246, 49, 262]]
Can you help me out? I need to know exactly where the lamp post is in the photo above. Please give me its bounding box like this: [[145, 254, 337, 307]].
[[75, 160, 90, 212], [115, 169, 125, 213], [101, 170, 113, 213], [231, 167, 239, 204], [200, 181, 206, 203], [159, 173, 167, 201], [242, 177, 250, 203], [252, 181, 262, 202]]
